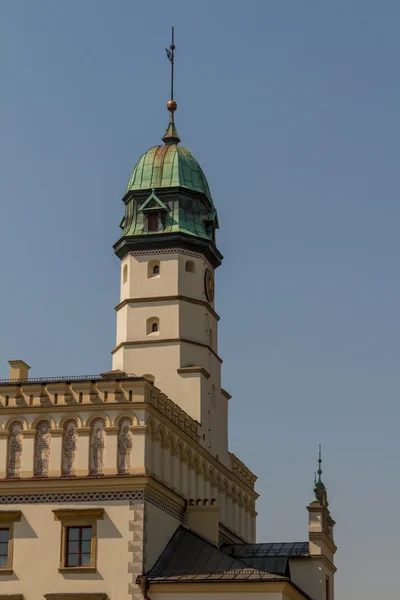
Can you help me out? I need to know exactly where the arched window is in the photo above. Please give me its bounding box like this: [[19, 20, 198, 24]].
[[146, 317, 160, 335], [148, 260, 160, 278], [123, 264, 128, 284], [185, 260, 195, 273]]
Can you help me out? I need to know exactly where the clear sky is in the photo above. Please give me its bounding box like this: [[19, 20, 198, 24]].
[[1, 1, 399, 598]]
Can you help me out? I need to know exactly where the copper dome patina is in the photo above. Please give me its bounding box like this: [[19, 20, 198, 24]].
[[114, 111, 222, 268], [125, 118, 213, 206]]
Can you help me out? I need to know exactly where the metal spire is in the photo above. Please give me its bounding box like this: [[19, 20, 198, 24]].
[[163, 26, 180, 145], [166, 26, 175, 102], [317, 444, 323, 484]]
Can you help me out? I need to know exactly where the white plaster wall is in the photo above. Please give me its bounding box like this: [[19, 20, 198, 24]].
[[0, 501, 131, 600], [123, 254, 179, 300], [290, 557, 334, 600], [145, 501, 180, 572], [150, 591, 285, 600], [177, 254, 213, 307], [178, 302, 218, 348], [124, 302, 180, 341]]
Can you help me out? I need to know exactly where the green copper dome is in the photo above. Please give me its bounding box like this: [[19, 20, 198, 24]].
[[125, 144, 213, 205], [114, 110, 222, 268], [125, 115, 213, 206]]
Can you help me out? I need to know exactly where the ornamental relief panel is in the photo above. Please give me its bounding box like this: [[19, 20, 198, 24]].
[[62, 420, 77, 476], [7, 421, 23, 478], [118, 418, 133, 474], [90, 418, 105, 475], [34, 420, 51, 477]]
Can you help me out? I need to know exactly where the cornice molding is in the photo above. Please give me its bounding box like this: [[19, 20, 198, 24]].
[[112, 337, 223, 363], [177, 366, 210, 379], [115, 294, 220, 322]]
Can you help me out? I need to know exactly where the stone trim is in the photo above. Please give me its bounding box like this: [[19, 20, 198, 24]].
[[127, 247, 211, 265], [44, 596, 108, 600], [177, 367, 210, 379], [112, 337, 223, 363], [221, 388, 232, 400], [144, 492, 185, 523], [115, 295, 220, 322], [0, 511, 21, 522], [128, 499, 147, 600], [53, 508, 104, 573], [0, 490, 144, 504]]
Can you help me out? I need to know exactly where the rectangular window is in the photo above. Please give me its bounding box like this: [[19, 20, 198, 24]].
[[148, 213, 158, 232], [66, 526, 92, 567], [53, 508, 103, 573], [0, 529, 9, 568]]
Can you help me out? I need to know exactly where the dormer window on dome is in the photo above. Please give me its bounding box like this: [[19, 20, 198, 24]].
[[139, 190, 168, 234]]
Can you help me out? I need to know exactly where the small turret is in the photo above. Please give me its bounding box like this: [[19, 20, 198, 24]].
[[306, 446, 337, 600]]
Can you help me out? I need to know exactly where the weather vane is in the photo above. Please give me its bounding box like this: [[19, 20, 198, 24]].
[[165, 26, 177, 112]]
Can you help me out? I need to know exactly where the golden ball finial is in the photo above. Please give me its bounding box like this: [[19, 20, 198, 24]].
[[167, 100, 177, 112]]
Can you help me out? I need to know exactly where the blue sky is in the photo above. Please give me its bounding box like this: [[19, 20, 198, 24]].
[[1, 2, 400, 597]]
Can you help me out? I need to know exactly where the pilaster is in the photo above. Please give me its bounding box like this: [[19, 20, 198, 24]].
[[0, 431, 9, 477], [21, 430, 36, 477], [104, 426, 119, 473], [49, 429, 63, 476], [76, 427, 91, 475]]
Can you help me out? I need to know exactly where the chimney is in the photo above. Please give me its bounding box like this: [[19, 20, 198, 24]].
[[186, 499, 220, 545], [8, 360, 30, 381]]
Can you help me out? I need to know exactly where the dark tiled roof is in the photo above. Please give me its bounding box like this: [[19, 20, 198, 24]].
[[220, 542, 309, 577], [146, 527, 287, 583], [221, 542, 309, 558]]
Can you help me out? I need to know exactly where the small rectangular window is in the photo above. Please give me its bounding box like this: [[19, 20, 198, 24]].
[[148, 213, 158, 232], [66, 526, 92, 567], [0, 529, 9, 568], [326, 576, 330, 600]]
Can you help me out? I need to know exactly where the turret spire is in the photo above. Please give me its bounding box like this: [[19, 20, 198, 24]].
[[163, 26, 180, 145], [312, 444, 328, 506], [317, 443, 323, 484]]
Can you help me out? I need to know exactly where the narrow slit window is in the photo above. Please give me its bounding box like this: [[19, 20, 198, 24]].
[[152, 322, 158, 333]]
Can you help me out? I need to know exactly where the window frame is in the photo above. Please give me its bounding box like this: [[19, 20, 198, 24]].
[[0, 511, 21, 576], [53, 508, 104, 574], [65, 525, 93, 568]]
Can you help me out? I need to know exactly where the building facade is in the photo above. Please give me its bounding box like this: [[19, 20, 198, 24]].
[[0, 79, 336, 600]]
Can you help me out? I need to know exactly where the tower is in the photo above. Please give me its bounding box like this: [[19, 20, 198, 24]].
[[290, 447, 337, 600], [112, 40, 228, 464]]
